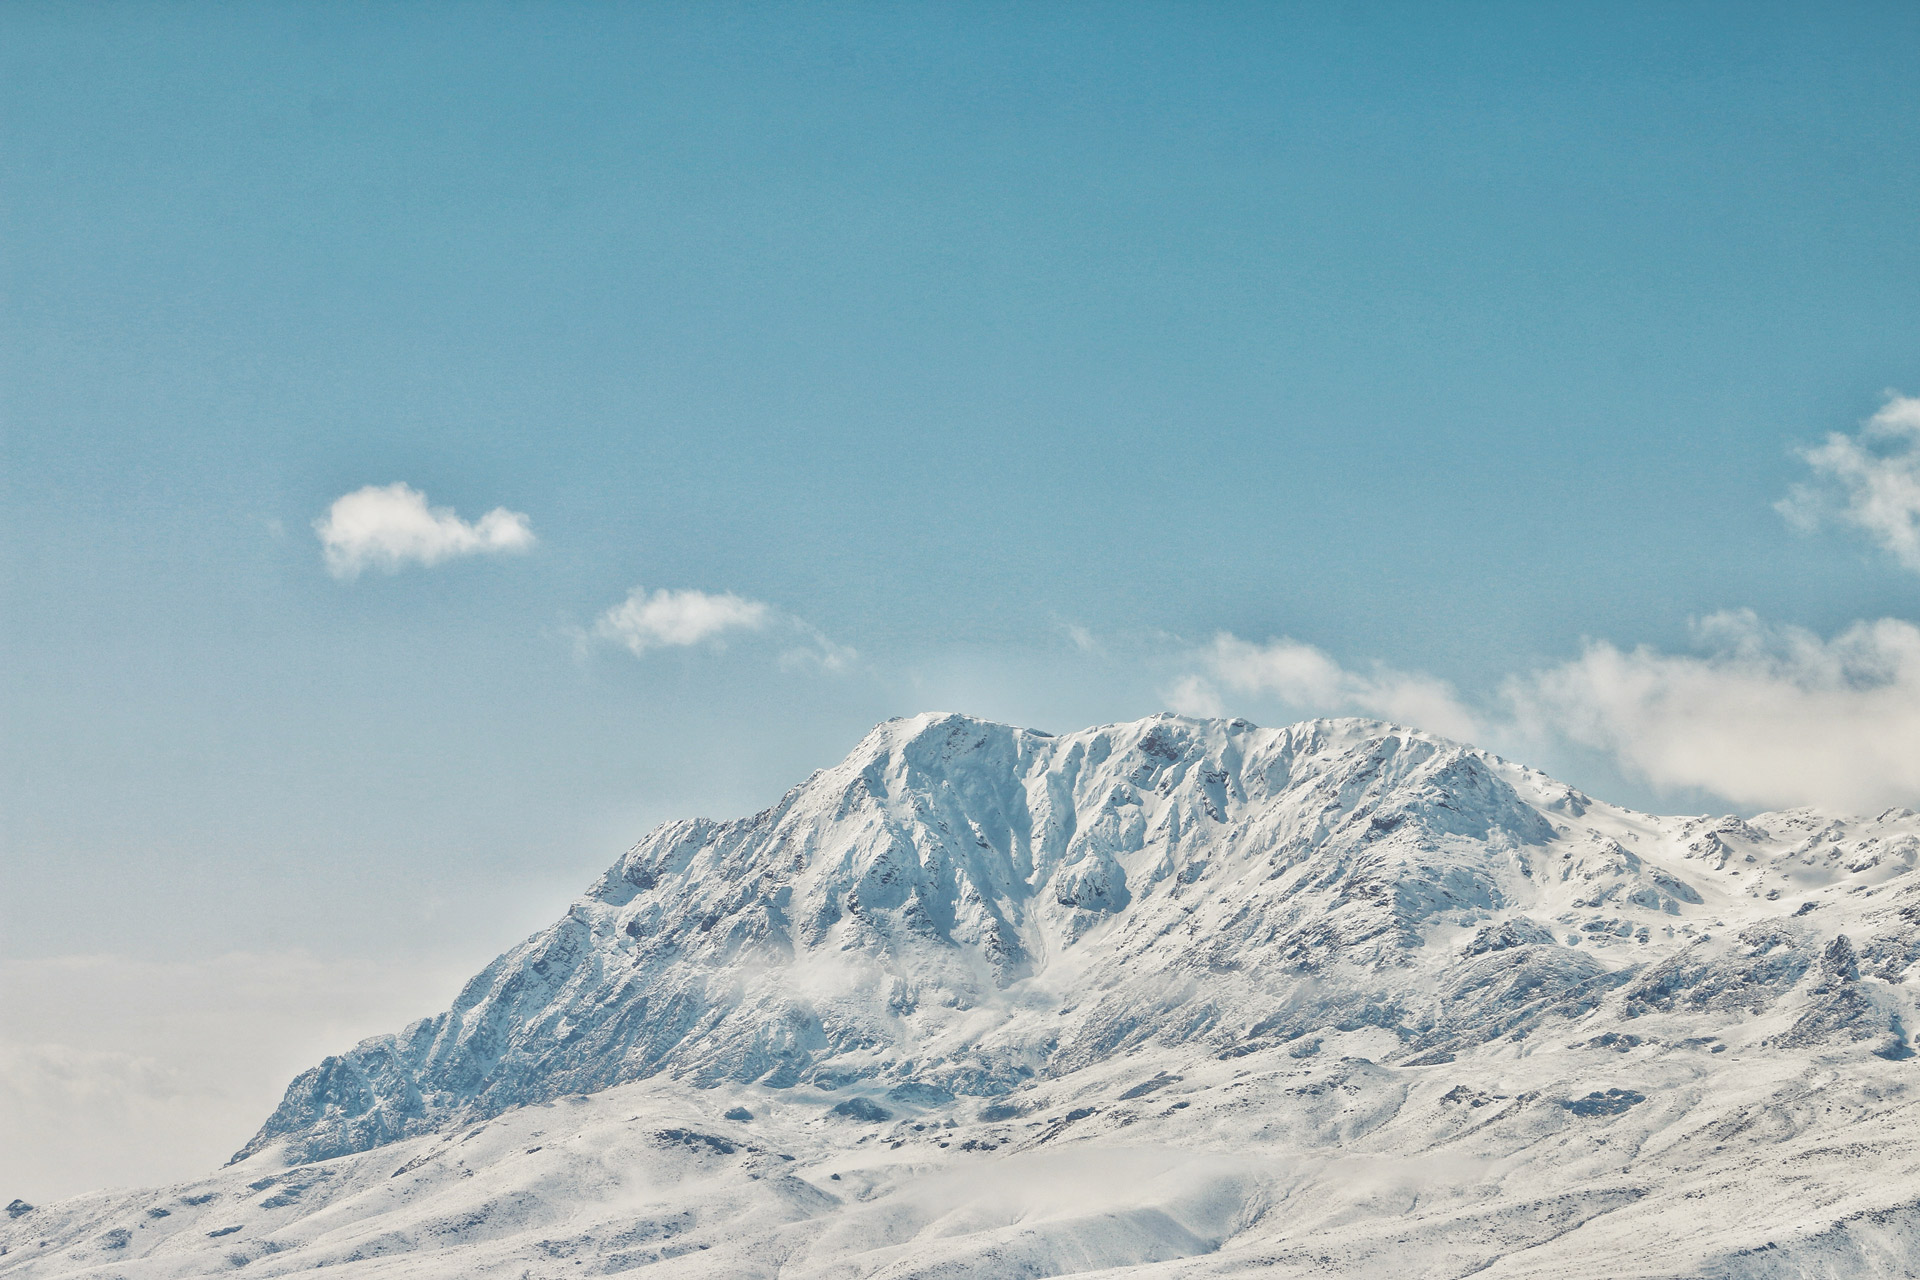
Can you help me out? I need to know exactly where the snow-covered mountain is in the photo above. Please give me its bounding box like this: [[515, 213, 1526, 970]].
[[8, 713, 1920, 1278]]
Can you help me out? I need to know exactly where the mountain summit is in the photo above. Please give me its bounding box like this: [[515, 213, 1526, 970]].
[[236, 713, 1590, 1162], [10, 713, 1920, 1278]]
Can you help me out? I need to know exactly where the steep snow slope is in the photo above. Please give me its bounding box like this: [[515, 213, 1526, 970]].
[[8, 713, 1920, 1278]]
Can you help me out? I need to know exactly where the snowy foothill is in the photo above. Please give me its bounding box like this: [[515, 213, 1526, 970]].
[[7, 713, 1920, 1277]]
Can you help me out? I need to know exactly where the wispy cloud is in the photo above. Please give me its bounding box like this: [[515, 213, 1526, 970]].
[[315, 483, 535, 579], [1170, 633, 1482, 742], [1167, 613, 1920, 813], [1779, 393, 1920, 571], [1164, 672, 1225, 718], [0, 1041, 191, 1111], [591, 585, 852, 670], [776, 624, 859, 673]]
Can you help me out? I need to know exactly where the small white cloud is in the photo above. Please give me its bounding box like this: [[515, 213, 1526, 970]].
[[1191, 633, 1484, 742], [315, 483, 535, 579], [590, 586, 854, 669], [1779, 393, 1920, 571], [1065, 623, 1098, 653], [593, 586, 771, 656], [1509, 610, 1920, 812]]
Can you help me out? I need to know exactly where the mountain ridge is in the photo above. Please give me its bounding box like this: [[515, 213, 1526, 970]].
[[12, 711, 1920, 1278], [231, 712, 1919, 1164]]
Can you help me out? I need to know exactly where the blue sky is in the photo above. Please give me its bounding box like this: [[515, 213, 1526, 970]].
[[6, 2, 1920, 1193]]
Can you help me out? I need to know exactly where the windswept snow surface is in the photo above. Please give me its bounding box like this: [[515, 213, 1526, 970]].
[[9, 713, 1920, 1278]]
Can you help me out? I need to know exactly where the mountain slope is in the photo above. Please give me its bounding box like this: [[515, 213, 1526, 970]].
[[7, 713, 1920, 1279], [235, 713, 1920, 1168]]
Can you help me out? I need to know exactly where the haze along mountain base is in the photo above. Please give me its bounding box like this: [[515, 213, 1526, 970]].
[[8, 714, 1920, 1278]]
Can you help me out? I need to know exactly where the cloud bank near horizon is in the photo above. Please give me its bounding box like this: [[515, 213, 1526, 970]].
[[1509, 612, 1920, 814], [1168, 611, 1920, 815], [1159, 397, 1920, 814], [0, 951, 471, 1200]]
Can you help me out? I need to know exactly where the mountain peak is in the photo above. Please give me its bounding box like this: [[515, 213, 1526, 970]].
[[21, 713, 1920, 1277], [230, 713, 1918, 1181]]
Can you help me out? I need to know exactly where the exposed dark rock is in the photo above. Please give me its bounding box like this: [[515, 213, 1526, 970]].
[[654, 1128, 737, 1155], [829, 1098, 892, 1123], [1117, 1073, 1181, 1100], [1562, 1089, 1645, 1116]]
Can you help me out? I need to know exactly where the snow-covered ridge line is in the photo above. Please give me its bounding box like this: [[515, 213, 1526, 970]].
[[229, 712, 1920, 1167], [11, 712, 1920, 1279]]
